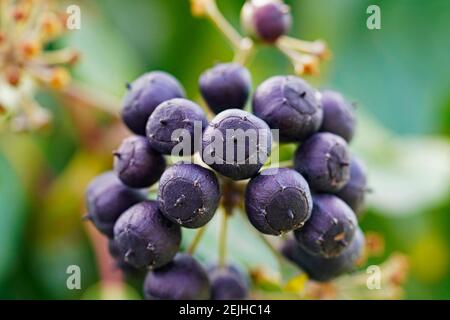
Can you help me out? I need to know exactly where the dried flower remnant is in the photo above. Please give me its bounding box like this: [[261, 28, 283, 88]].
[[0, 0, 79, 131]]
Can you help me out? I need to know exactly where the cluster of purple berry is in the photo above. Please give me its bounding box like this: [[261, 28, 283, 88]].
[[85, 59, 368, 298]]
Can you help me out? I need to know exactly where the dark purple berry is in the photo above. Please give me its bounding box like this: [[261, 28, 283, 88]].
[[294, 132, 350, 192], [122, 71, 185, 135], [208, 265, 248, 300], [199, 62, 251, 114], [108, 239, 140, 275], [336, 157, 368, 216], [252, 76, 323, 142], [146, 98, 208, 155], [158, 163, 220, 228], [282, 228, 365, 282], [245, 168, 312, 235], [202, 109, 272, 180], [113, 201, 181, 269], [143, 253, 211, 300], [85, 172, 144, 237], [294, 194, 358, 258], [113, 135, 166, 188], [241, 0, 292, 43], [319, 90, 356, 142]]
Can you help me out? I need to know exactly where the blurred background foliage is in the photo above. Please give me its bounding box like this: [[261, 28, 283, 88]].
[[0, 0, 449, 299]]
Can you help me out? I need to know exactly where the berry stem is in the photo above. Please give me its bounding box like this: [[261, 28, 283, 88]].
[[187, 226, 207, 255], [218, 208, 229, 267]]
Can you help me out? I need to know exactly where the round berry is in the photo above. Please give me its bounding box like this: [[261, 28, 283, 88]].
[[202, 109, 272, 180], [113, 201, 181, 269], [245, 168, 312, 235], [113, 135, 166, 188], [319, 90, 356, 142], [294, 194, 358, 258], [241, 0, 292, 43], [143, 253, 211, 300], [199, 62, 251, 114], [252, 76, 323, 142], [108, 239, 140, 275], [122, 71, 185, 135], [294, 132, 350, 192], [281, 228, 365, 282], [158, 163, 220, 228], [336, 157, 368, 216], [85, 172, 144, 237], [208, 265, 248, 300], [146, 98, 208, 155]]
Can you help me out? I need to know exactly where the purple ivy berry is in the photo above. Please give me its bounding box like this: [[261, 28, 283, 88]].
[[336, 157, 368, 216], [146, 98, 208, 155], [252, 76, 323, 142], [208, 265, 248, 300], [319, 90, 356, 142], [122, 71, 185, 135], [294, 132, 350, 192], [158, 163, 221, 228], [245, 168, 313, 235], [108, 239, 140, 275], [294, 194, 358, 258], [113, 201, 181, 269], [143, 253, 211, 300], [113, 135, 166, 188], [202, 109, 272, 180], [241, 0, 292, 43], [282, 228, 365, 282], [85, 171, 144, 237], [199, 62, 252, 114]]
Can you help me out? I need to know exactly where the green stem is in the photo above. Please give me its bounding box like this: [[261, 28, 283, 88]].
[[205, 0, 242, 49], [218, 209, 229, 267], [187, 226, 207, 254]]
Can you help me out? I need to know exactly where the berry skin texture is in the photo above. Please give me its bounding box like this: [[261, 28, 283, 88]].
[[282, 228, 365, 282], [241, 0, 292, 43], [245, 168, 313, 235], [108, 239, 140, 275], [143, 253, 211, 300], [122, 71, 185, 135], [252, 76, 323, 142], [202, 109, 272, 180], [208, 265, 248, 300], [319, 90, 356, 142], [336, 157, 368, 216], [294, 194, 358, 258], [199, 62, 252, 114], [146, 98, 208, 155], [294, 132, 350, 192], [113, 135, 166, 188], [113, 201, 181, 269], [85, 171, 145, 237], [158, 163, 220, 228]]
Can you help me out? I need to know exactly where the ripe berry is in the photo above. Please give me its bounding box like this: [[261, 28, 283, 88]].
[[336, 157, 368, 216], [294, 132, 350, 192], [241, 0, 292, 43], [208, 265, 248, 300], [252, 76, 323, 142], [113, 201, 181, 269], [282, 228, 365, 282], [143, 253, 211, 300], [294, 194, 358, 258], [158, 163, 220, 228], [108, 239, 140, 275], [122, 71, 185, 135], [245, 168, 312, 235], [85, 172, 144, 237], [113, 135, 166, 188], [202, 109, 272, 180], [146, 98, 208, 155], [319, 90, 356, 142], [199, 62, 251, 114]]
